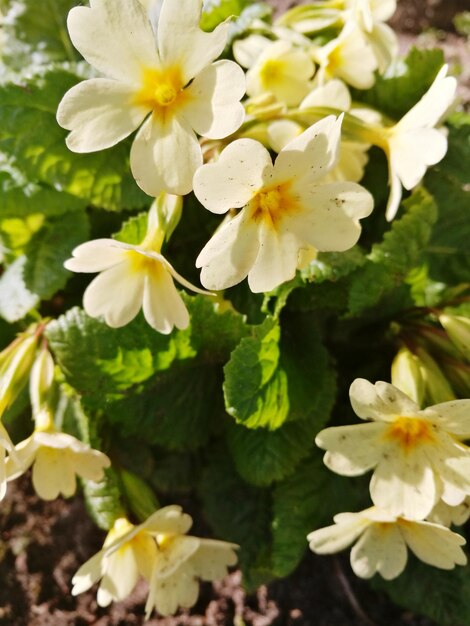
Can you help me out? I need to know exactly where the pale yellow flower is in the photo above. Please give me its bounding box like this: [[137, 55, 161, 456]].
[[71, 506, 238, 616], [65, 199, 208, 333], [57, 0, 245, 196], [195, 115, 373, 293], [312, 23, 378, 89], [233, 34, 314, 106], [376, 65, 457, 220], [316, 379, 470, 519], [428, 497, 470, 528], [308, 506, 467, 579]]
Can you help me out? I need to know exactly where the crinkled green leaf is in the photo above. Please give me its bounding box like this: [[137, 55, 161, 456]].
[[348, 188, 438, 315], [354, 47, 445, 120], [224, 317, 288, 430], [62, 388, 123, 530], [1, 173, 87, 219], [226, 319, 336, 486], [107, 364, 223, 450], [46, 295, 248, 404], [23, 209, 89, 299], [372, 558, 470, 626], [1, 0, 78, 69], [0, 70, 148, 211], [113, 212, 149, 245]]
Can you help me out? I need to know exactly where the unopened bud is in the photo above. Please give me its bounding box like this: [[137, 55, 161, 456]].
[[0, 332, 39, 416], [391, 347, 424, 406], [415, 347, 456, 405], [145, 192, 183, 248], [441, 358, 470, 398], [119, 468, 160, 523], [29, 347, 56, 431], [439, 314, 470, 362]]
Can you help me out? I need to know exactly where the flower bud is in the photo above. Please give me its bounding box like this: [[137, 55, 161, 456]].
[[29, 347, 56, 431], [415, 347, 456, 405], [119, 468, 160, 523], [391, 346, 424, 406], [441, 358, 470, 398], [0, 331, 39, 416], [439, 314, 470, 361], [146, 193, 183, 247]]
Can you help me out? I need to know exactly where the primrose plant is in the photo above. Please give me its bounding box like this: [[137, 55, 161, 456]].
[[0, 0, 469, 621]]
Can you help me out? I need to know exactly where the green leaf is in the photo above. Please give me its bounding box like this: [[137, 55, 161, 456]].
[[0, 70, 148, 211], [108, 364, 223, 450], [354, 47, 445, 120], [227, 3, 272, 44], [0, 256, 39, 322], [62, 388, 124, 530], [46, 295, 248, 404], [226, 319, 336, 486], [271, 452, 366, 578], [23, 209, 89, 299], [198, 448, 272, 586], [1, 174, 87, 219], [372, 558, 470, 626], [113, 212, 149, 245], [224, 317, 288, 430], [303, 247, 366, 283], [200, 0, 253, 31], [348, 188, 438, 315], [1, 0, 79, 68]]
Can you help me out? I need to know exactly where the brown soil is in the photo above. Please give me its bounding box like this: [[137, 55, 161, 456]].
[[0, 477, 435, 626]]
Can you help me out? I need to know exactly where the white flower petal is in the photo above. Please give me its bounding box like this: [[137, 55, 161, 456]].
[[400, 520, 467, 569], [398, 65, 457, 131], [427, 400, 470, 437], [301, 79, 351, 111], [308, 515, 370, 554], [157, 0, 229, 83], [366, 22, 398, 72], [32, 448, 76, 500], [267, 120, 302, 153], [142, 268, 189, 334], [83, 263, 144, 328], [350, 523, 407, 580], [143, 505, 193, 536], [370, 448, 437, 519], [64, 239, 129, 273], [197, 210, 260, 291], [285, 181, 373, 251], [57, 79, 148, 153], [153, 536, 200, 579], [390, 128, 448, 190], [316, 422, 386, 476], [385, 165, 403, 221], [233, 34, 270, 68], [67, 0, 159, 83], [272, 115, 341, 185], [72, 550, 106, 595], [131, 113, 202, 196], [190, 539, 238, 581], [97, 546, 139, 605], [349, 379, 420, 422], [247, 225, 300, 293], [194, 139, 273, 214], [73, 449, 110, 482], [183, 60, 245, 140]]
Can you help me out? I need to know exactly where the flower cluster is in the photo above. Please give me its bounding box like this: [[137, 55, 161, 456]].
[[309, 378, 470, 578], [1, 0, 466, 619]]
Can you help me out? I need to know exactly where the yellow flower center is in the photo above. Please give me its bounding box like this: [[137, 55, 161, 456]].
[[249, 184, 300, 228], [126, 249, 165, 277], [134, 66, 188, 115], [384, 416, 436, 452], [259, 59, 284, 85], [154, 83, 178, 107]]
